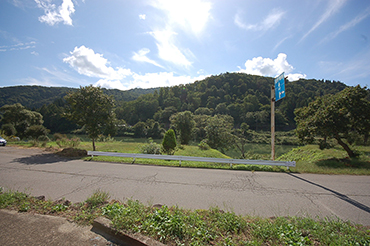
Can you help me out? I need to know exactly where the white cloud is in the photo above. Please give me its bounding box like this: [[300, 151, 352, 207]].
[[238, 53, 306, 80], [300, 0, 347, 42], [132, 48, 164, 68], [35, 0, 75, 26], [94, 79, 127, 90], [322, 47, 370, 85], [64, 45, 206, 90], [0, 41, 36, 52], [321, 6, 370, 44], [235, 8, 285, 32], [150, 30, 192, 68], [63, 45, 132, 80], [145, 0, 211, 69], [131, 72, 206, 88], [139, 14, 146, 20], [94, 72, 208, 90]]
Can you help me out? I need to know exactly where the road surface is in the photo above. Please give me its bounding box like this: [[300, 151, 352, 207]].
[[1, 147, 369, 226]]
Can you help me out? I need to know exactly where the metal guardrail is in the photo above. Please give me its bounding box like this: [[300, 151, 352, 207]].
[[88, 151, 296, 169]]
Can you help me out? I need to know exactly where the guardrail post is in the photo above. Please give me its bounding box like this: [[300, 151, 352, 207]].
[[179, 160, 181, 167], [132, 157, 135, 164]]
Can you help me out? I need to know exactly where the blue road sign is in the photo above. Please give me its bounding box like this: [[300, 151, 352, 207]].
[[275, 72, 285, 101]]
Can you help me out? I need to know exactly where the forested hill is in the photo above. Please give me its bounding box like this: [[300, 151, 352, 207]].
[[116, 73, 347, 130], [0, 73, 349, 133], [0, 85, 158, 109]]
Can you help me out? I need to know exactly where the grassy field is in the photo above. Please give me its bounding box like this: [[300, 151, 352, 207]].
[[8, 137, 370, 175], [278, 145, 370, 175], [1, 189, 369, 246]]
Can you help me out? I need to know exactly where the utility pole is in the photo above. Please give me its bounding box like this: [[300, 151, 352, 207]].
[[271, 72, 285, 161], [271, 85, 275, 161]]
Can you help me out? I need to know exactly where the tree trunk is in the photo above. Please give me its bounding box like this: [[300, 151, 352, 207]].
[[364, 133, 369, 145], [92, 138, 96, 151], [335, 135, 355, 158]]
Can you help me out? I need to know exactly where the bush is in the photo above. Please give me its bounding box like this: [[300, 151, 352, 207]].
[[1, 123, 16, 136], [198, 140, 210, 150], [97, 134, 114, 142], [38, 135, 50, 142], [140, 139, 161, 154], [56, 137, 81, 148], [54, 133, 67, 140], [162, 129, 177, 155], [25, 125, 49, 140]]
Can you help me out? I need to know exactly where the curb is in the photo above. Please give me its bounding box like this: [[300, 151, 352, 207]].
[[92, 217, 165, 246]]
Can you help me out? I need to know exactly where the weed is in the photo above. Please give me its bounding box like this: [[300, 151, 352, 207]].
[[19, 201, 31, 212], [51, 204, 69, 212], [140, 139, 162, 154], [56, 137, 81, 148], [85, 190, 110, 209]]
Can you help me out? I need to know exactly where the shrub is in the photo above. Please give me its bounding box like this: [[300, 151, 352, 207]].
[[1, 123, 16, 136], [140, 139, 161, 154], [56, 137, 80, 148], [25, 125, 49, 140], [162, 129, 177, 155], [198, 140, 210, 150], [38, 135, 50, 142], [97, 134, 114, 142], [54, 133, 67, 140]]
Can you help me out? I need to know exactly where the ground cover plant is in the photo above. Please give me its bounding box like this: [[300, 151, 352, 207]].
[[0, 189, 369, 245]]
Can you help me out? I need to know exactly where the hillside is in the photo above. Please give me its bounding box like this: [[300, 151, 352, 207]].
[[0, 73, 350, 134], [116, 73, 347, 130], [0, 85, 157, 109]]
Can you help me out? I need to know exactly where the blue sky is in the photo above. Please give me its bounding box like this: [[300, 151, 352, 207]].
[[1, 0, 370, 90]]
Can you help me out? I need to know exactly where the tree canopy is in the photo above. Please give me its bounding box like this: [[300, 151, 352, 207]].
[[65, 85, 116, 151], [295, 85, 370, 157], [0, 103, 44, 138], [170, 111, 195, 145]]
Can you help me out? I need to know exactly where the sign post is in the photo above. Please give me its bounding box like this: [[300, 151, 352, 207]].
[[271, 72, 285, 160]]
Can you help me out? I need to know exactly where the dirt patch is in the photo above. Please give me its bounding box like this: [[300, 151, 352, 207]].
[[58, 148, 88, 157]]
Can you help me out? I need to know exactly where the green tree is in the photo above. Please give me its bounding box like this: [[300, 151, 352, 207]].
[[295, 86, 370, 158], [1, 123, 17, 136], [65, 85, 116, 151], [205, 115, 234, 151], [25, 125, 49, 140], [133, 121, 147, 138], [193, 114, 211, 142], [162, 129, 177, 155], [233, 123, 253, 159], [194, 107, 212, 115], [0, 103, 44, 138], [170, 111, 195, 145], [146, 120, 164, 139]]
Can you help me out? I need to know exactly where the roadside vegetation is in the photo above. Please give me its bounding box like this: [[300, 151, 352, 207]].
[[6, 137, 370, 175], [1, 189, 369, 246]]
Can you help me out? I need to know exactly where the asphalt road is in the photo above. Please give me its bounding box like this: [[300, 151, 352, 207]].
[[1, 146, 369, 226]]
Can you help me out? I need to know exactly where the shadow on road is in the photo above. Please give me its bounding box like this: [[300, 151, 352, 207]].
[[12, 153, 73, 165], [288, 173, 370, 214]]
